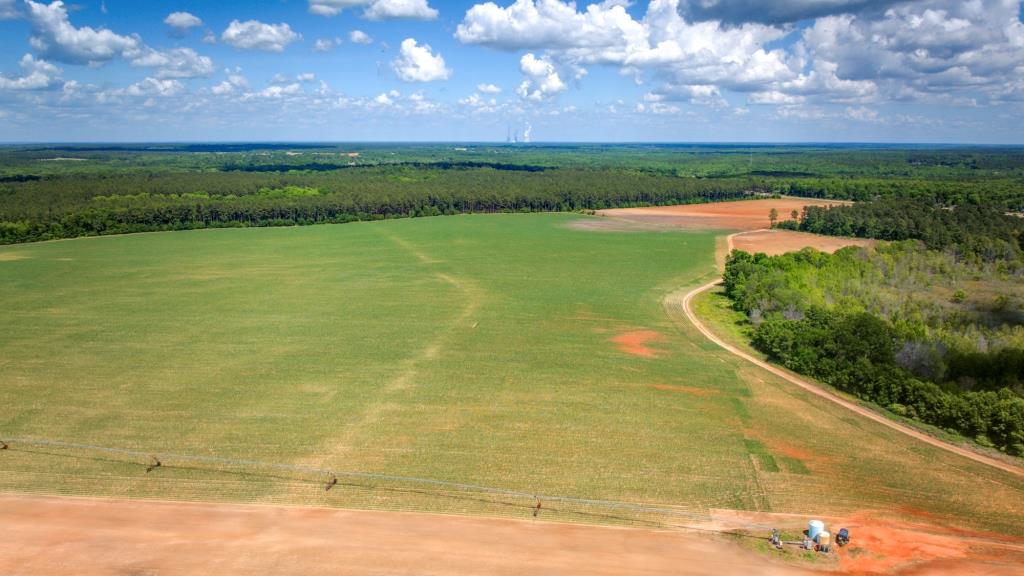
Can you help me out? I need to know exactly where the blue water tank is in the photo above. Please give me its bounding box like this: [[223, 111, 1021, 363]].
[[808, 520, 825, 540]]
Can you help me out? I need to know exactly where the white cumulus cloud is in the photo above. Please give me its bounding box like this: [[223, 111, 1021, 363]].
[[164, 11, 203, 32], [0, 53, 61, 90], [313, 37, 342, 52], [309, 0, 366, 16], [221, 19, 301, 52], [374, 90, 400, 105], [25, 0, 144, 65], [349, 30, 374, 44], [308, 0, 438, 20], [22, 1, 214, 79], [364, 0, 438, 20], [130, 47, 214, 79], [793, 2, 1024, 104], [392, 38, 451, 82], [454, 0, 1024, 109], [516, 53, 566, 100], [456, 0, 644, 51], [211, 68, 250, 95], [251, 83, 302, 99], [455, 0, 790, 100], [477, 83, 501, 94], [125, 77, 184, 97]]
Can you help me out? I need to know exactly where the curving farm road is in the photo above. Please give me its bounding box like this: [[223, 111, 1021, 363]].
[[672, 230, 1024, 479]]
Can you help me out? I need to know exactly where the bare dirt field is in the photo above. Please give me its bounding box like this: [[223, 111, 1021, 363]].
[[594, 197, 850, 231], [4, 494, 1022, 576], [585, 197, 870, 259], [732, 229, 874, 256], [0, 494, 812, 576]]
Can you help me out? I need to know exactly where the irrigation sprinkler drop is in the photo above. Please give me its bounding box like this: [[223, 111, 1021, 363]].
[[0, 436, 742, 531]]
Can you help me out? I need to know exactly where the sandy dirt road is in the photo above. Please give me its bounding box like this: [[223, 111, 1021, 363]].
[[0, 494, 812, 576], [670, 231, 1024, 479]]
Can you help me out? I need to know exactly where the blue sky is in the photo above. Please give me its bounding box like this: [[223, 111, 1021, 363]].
[[0, 0, 1023, 143]]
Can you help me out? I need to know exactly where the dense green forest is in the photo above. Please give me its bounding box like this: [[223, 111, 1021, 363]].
[[0, 168, 754, 244], [776, 198, 1024, 262], [724, 245, 1024, 455], [2, 143, 1024, 244]]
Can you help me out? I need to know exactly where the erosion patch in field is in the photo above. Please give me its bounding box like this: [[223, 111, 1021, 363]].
[[0, 252, 29, 261], [744, 433, 818, 474], [610, 329, 666, 357], [731, 229, 873, 256], [596, 198, 851, 231]]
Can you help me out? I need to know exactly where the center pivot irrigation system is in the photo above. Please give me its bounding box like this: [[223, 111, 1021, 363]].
[[0, 435, 778, 534]]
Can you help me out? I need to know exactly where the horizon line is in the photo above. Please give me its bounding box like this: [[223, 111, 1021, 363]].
[[2, 140, 1023, 148]]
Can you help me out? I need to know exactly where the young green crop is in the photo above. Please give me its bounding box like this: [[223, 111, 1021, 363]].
[[1, 213, 1022, 533]]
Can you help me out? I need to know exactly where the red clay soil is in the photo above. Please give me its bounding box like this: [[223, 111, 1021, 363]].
[[834, 513, 1024, 575], [708, 509, 1024, 576], [0, 494, 814, 576], [611, 330, 666, 357], [756, 436, 818, 462], [598, 198, 851, 232], [731, 229, 873, 256]]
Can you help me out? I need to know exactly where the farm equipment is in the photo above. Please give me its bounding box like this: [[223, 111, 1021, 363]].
[[815, 531, 832, 553], [771, 521, 839, 554]]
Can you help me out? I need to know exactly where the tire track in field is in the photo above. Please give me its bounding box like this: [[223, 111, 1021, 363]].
[[664, 230, 1024, 479], [296, 226, 483, 474]]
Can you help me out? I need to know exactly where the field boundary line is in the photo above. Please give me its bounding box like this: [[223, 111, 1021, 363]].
[[669, 230, 1024, 479]]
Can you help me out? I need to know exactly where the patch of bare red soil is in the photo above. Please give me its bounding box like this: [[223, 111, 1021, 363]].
[[710, 509, 1024, 576], [731, 229, 873, 256], [743, 430, 832, 466], [611, 330, 666, 357], [768, 442, 816, 462]]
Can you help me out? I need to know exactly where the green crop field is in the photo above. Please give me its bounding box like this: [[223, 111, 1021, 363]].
[[1, 213, 1023, 533]]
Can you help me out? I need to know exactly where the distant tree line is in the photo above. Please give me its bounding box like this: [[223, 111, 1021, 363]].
[[724, 247, 1024, 455], [222, 160, 550, 173], [0, 168, 758, 244], [763, 178, 1024, 208], [4, 146, 1024, 245]]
